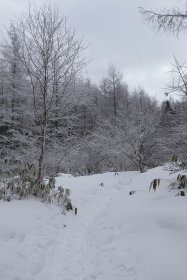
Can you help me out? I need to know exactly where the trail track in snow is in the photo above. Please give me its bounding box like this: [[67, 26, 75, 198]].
[[34, 172, 134, 280]]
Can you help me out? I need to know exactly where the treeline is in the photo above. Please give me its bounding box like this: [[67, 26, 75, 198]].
[[0, 4, 186, 179]]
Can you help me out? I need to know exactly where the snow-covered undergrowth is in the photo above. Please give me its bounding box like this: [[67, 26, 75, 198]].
[[0, 166, 187, 280]]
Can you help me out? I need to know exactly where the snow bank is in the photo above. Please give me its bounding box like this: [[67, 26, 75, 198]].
[[0, 200, 64, 280]]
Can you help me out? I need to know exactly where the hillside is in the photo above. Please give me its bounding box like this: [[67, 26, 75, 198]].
[[0, 167, 187, 280]]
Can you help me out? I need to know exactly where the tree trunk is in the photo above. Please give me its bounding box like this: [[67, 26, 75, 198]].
[[37, 83, 47, 181], [37, 127, 46, 181]]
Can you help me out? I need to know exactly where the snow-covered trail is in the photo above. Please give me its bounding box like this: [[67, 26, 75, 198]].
[[1, 167, 187, 280], [35, 172, 134, 280]]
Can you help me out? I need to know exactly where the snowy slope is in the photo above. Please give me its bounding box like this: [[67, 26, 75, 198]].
[[0, 167, 187, 280]]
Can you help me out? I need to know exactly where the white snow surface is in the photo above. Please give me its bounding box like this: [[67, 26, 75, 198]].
[[0, 166, 187, 280]]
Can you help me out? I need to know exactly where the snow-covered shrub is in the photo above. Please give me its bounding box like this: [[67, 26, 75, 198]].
[[0, 175, 55, 202], [177, 175, 187, 188], [168, 174, 187, 192], [48, 186, 73, 211], [65, 188, 71, 197], [0, 159, 37, 200], [0, 160, 73, 211]]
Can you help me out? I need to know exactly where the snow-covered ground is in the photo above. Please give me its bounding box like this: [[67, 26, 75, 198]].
[[0, 167, 187, 280]]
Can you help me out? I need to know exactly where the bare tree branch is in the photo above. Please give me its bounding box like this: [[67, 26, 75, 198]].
[[139, 6, 187, 35]]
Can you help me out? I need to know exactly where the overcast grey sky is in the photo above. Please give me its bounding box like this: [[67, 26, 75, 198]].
[[0, 0, 186, 100]]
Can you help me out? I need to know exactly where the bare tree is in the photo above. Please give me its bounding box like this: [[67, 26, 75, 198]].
[[139, 3, 187, 96], [139, 5, 187, 35], [167, 56, 187, 96], [100, 64, 127, 119], [15, 3, 85, 181]]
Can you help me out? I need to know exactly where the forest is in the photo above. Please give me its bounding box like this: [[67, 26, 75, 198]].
[[0, 3, 187, 182]]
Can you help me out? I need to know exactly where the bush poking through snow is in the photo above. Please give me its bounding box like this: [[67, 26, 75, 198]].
[[0, 160, 74, 212], [150, 174, 187, 196], [129, 191, 136, 195], [0, 176, 56, 202], [0, 160, 38, 201], [180, 191, 185, 196], [169, 174, 187, 191], [149, 179, 160, 192]]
